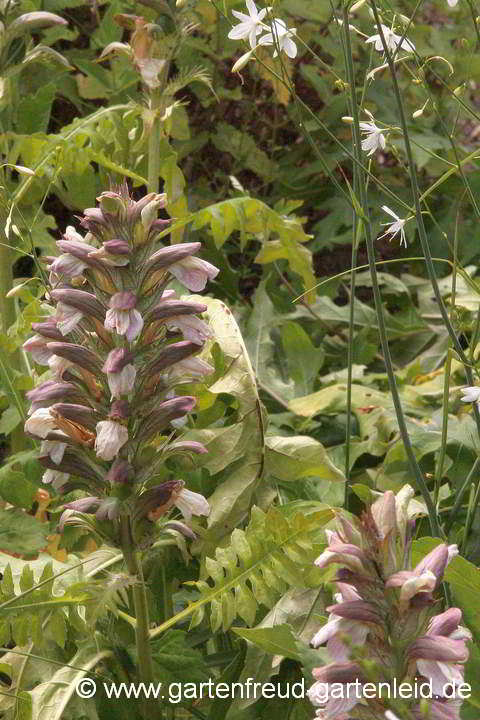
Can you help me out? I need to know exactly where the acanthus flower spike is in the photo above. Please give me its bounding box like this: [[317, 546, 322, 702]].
[[23, 184, 216, 553]]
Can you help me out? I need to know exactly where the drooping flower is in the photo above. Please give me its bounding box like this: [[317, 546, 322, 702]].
[[258, 18, 298, 58], [171, 487, 210, 521], [169, 256, 219, 292], [378, 206, 410, 247], [40, 439, 67, 465], [104, 291, 144, 342], [311, 584, 371, 662], [227, 0, 270, 49], [102, 348, 136, 399], [24, 407, 58, 438], [359, 118, 386, 156], [94, 420, 128, 460], [22, 334, 54, 364], [54, 301, 84, 335], [365, 24, 415, 54]]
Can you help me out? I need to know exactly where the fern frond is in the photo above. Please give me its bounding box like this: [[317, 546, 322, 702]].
[[188, 506, 333, 633]]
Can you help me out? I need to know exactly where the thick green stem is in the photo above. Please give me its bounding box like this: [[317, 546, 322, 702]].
[[120, 515, 161, 720], [341, 6, 442, 537]]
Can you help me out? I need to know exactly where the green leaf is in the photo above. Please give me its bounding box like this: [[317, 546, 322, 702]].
[[244, 281, 295, 403], [188, 296, 265, 545], [211, 122, 275, 180], [265, 435, 346, 483], [0, 509, 49, 554], [281, 321, 324, 396], [0, 406, 21, 434], [16, 83, 56, 134], [233, 623, 301, 660], [152, 629, 209, 685], [0, 470, 37, 509]]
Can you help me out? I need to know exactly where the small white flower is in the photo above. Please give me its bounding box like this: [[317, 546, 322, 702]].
[[365, 24, 415, 54], [359, 119, 386, 156], [228, 0, 270, 49], [173, 488, 210, 521], [378, 206, 409, 247], [95, 420, 128, 460], [460, 386, 480, 404], [258, 18, 297, 58], [447, 0, 458, 6]]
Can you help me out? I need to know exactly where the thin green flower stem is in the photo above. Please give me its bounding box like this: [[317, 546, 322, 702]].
[[369, 2, 480, 432], [434, 206, 461, 507], [294, 255, 479, 299], [445, 457, 480, 534], [466, 0, 480, 50], [120, 514, 161, 720], [342, 6, 441, 538], [461, 478, 480, 554]]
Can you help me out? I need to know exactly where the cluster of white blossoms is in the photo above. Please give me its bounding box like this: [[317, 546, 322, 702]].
[[228, 0, 297, 59]]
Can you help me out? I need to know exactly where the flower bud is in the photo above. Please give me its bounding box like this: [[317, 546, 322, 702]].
[[46, 342, 102, 373], [27, 380, 85, 414], [144, 242, 202, 272], [146, 340, 201, 376], [31, 320, 63, 340], [139, 396, 196, 440], [51, 288, 105, 323]]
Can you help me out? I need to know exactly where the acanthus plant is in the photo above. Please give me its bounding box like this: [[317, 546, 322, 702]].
[[22, 183, 219, 703], [308, 486, 471, 720]]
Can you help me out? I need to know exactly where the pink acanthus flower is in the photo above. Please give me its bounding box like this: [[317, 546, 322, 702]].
[[164, 311, 211, 345], [102, 348, 136, 399], [22, 334, 54, 365], [168, 356, 214, 381], [171, 487, 210, 522], [104, 291, 144, 342], [311, 584, 371, 662], [94, 420, 129, 461], [409, 608, 472, 696], [55, 301, 84, 335], [24, 407, 59, 438], [169, 256, 219, 292], [307, 663, 365, 719], [40, 439, 67, 465]]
